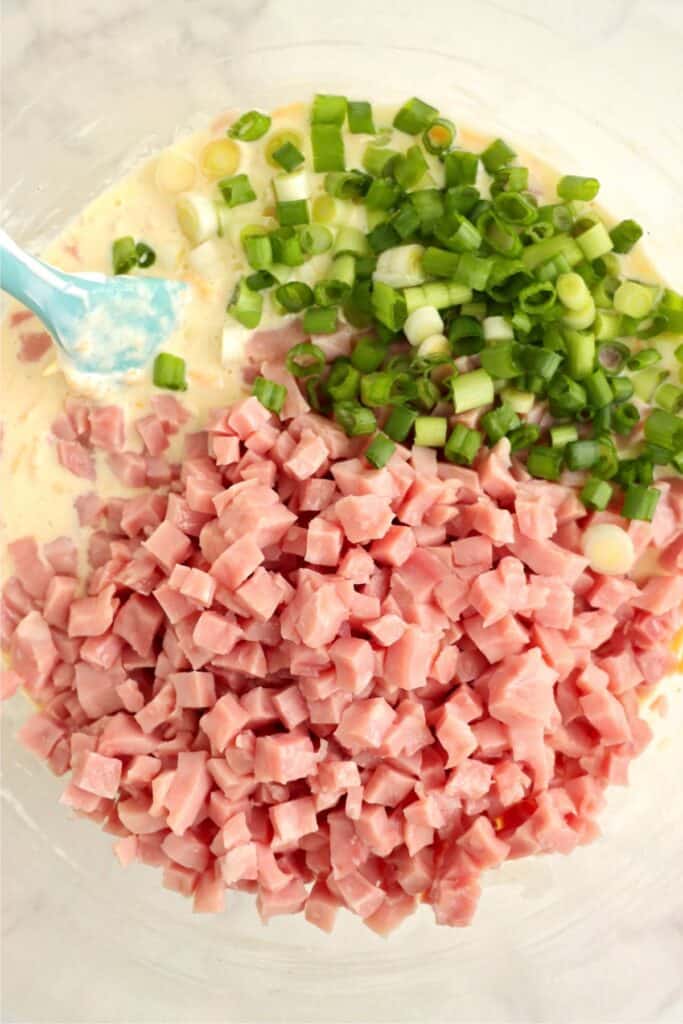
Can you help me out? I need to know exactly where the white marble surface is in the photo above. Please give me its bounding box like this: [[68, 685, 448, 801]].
[[2, 2, 683, 1022]]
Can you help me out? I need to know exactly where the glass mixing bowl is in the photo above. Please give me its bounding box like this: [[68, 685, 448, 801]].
[[2, 3, 682, 1021]]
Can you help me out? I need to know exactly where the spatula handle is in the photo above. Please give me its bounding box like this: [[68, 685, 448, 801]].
[[0, 227, 69, 324]]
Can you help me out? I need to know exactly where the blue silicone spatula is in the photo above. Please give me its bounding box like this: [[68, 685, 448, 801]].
[[0, 227, 187, 374]]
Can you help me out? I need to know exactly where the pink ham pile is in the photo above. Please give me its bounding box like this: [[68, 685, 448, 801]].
[[3, 387, 683, 934]]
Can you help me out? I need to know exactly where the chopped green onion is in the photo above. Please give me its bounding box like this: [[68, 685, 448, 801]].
[[334, 402, 376, 436], [644, 408, 683, 450], [285, 342, 326, 379], [265, 131, 304, 167], [527, 445, 564, 481], [347, 100, 375, 134], [410, 189, 445, 230], [612, 402, 640, 435], [365, 178, 402, 211], [135, 241, 156, 268], [455, 252, 494, 291], [394, 97, 438, 135], [422, 247, 460, 278], [493, 191, 538, 226], [243, 234, 272, 270], [592, 437, 619, 479], [613, 280, 656, 319], [550, 424, 579, 448], [508, 424, 541, 452], [326, 359, 360, 402], [518, 281, 557, 315], [393, 146, 429, 190], [153, 352, 187, 391], [384, 405, 418, 442], [502, 388, 535, 415], [609, 219, 643, 254], [521, 346, 562, 381], [444, 151, 479, 186], [246, 269, 277, 291], [312, 124, 345, 173], [372, 281, 407, 331], [362, 145, 400, 177], [299, 224, 333, 255], [403, 281, 472, 313], [522, 233, 582, 271], [112, 236, 138, 275], [482, 403, 520, 444], [477, 211, 521, 257], [444, 424, 482, 465], [491, 166, 529, 195], [361, 372, 396, 407], [367, 221, 402, 254], [270, 227, 305, 267], [365, 433, 395, 468], [557, 175, 600, 201], [351, 335, 387, 372], [333, 227, 368, 257], [481, 138, 516, 174], [435, 214, 481, 253], [276, 199, 309, 227], [392, 204, 421, 240], [548, 374, 587, 416], [422, 118, 456, 154], [562, 295, 596, 330], [610, 376, 634, 403], [450, 368, 494, 413], [302, 305, 337, 335], [479, 343, 521, 379], [228, 279, 262, 328], [621, 484, 661, 522], [627, 348, 660, 371], [218, 173, 257, 207], [325, 170, 372, 200], [272, 141, 305, 172], [253, 375, 286, 414], [597, 340, 629, 373], [584, 368, 613, 408], [311, 94, 347, 125], [632, 367, 667, 402], [414, 416, 447, 447], [449, 316, 484, 355], [416, 377, 441, 408], [581, 477, 613, 510], [314, 278, 351, 306], [557, 272, 591, 311], [275, 281, 314, 313], [565, 330, 596, 380], [574, 218, 613, 261], [655, 382, 683, 414], [564, 439, 600, 470], [228, 110, 271, 141]]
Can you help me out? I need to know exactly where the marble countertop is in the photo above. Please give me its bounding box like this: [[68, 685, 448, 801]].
[[2, 2, 683, 1022]]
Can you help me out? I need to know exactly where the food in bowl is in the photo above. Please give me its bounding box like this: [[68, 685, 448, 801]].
[[2, 95, 682, 933]]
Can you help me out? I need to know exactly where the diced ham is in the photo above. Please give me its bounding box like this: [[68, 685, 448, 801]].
[[200, 694, 249, 753], [19, 329, 52, 362], [10, 611, 58, 690], [89, 406, 125, 452], [336, 495, 393, 544], [72, 750, 122, 798]]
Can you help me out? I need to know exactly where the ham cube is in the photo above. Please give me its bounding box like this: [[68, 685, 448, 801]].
[[11, 611, 58, 690], [488, 648, 558, 728], [170, 671, 216, 708], [336, 495, 393, 544], [165, 751, 212, 836], [269, 796, 317, 844], [383, 625, 439, 691], [335, 698, 396, 753], [143, 521, 192, 572], [200, 694, 249, 753], [305, 517, 344, 566], [329, 637, 374, 694], [72, 750, 122, 798], [210, 536, 263, 590]]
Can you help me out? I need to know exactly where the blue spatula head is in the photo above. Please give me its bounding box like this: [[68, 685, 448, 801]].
[[48, 271, 189, 375], [0, 228, 188, 375]]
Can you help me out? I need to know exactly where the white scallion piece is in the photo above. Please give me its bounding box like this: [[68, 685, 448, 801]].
[[373, 244, 427, 289], [176, 194, 219, 246], [155, 151, 197, 193], [404, 306, 444, 346], [483, 315, 514, 343], [417, 333, 451, 359], [582, 523, 635, 576], [273, 169, 310, 202]]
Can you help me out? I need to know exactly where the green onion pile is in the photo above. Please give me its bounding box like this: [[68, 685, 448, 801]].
[[171, 95, 683, 521]]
